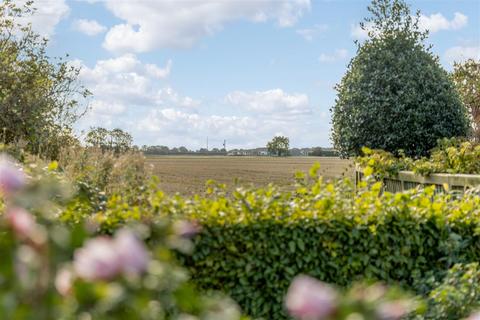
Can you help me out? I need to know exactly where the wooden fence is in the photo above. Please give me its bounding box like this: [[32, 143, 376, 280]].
[[355, 169, 480, 193]]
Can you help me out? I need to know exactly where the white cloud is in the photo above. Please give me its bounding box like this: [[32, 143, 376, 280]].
[[98, 0, 311, 52], [73, 19, 107, 36], [445, 46, 480, 64], [15, 0, 69, 36], [319, 49, 348, 62], [72, 54, 186, 121], [296, 24, 328, 41], [135, 108, 315, 149], [225, 89, 312, 117], [351, 12, 467, 40], [418, 12, 467, 33]]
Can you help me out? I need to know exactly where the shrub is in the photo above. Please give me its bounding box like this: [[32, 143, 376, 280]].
[[331, 0, 469, 158], [169, 177, 480, 318], [417, 263, 480, 319], [54, 161, 480, 319], [57, 146, 148, 196], [356, 138, 480, 177], [0, 1, 90, 159]]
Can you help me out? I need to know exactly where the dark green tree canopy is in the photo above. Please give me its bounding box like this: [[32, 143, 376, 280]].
[[331, 0, 469, 158]]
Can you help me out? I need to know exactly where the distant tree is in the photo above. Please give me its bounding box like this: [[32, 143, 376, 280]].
[[0, 0, 90, 158], [110, 128, 133, 154], [267, 136, 290, 156], [452, 59, 480, 142], [85, 127, 109, 150], [331, 0, 469, 157], [178, 146, 189, 153], [85, 127, 132, 154], [309, 147, 339, 157]]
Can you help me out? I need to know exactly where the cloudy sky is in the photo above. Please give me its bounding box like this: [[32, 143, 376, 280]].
[[23, 0, 480, 149]]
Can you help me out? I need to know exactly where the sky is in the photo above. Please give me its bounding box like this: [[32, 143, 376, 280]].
[[19, 0, 480, 150]]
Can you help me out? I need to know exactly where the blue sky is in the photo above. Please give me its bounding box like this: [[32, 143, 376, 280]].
[[24, 0, 480, 149]]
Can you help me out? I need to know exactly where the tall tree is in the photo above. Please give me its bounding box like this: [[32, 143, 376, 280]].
[[0, 0, 90, 158], [452, 59, 480, 142], [331, 0, 469, 157], [267, 136, 290, 156]]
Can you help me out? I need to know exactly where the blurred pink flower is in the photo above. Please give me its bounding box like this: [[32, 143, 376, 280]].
[[5, 207, 37, 239], [55, 268, 74, 296], [115, 229, 149, 274], [467, 313, 480, 320], [73, 237, 121, 281], [285, 275, 337, 320], [376, 301, 411, 320], [73, 229, 149, 281], [174, 220, 202, 239], [0, 156, 25, 196]]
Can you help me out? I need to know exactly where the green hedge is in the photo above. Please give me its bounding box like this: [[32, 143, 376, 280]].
[[59, 164, 480, 319], [165, 175, 480, 319], [356, 138, 480, 177]]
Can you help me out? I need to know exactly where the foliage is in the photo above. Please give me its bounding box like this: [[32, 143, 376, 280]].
[[267, 136, 290, 156], [0, 155, 244, 320], [357, 138, 480, 177], [410, 263, 480, 319], [105, 167, 480, 319], [6, 152, 480, 319], [0, 0, 90, 159], [308, 147, 339, 157], [452, 59, 480, 142], [331, 0, 469, 158], [85, 127, 133, 154]]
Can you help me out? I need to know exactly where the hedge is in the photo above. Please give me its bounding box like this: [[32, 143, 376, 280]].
[[58, 164, 480, 319], [163, 175, 480, 319]]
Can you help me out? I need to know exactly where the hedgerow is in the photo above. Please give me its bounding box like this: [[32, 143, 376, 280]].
[[173, 177, 480, 318], [356, 138, 480, 177], [55, 161, 480, 319]]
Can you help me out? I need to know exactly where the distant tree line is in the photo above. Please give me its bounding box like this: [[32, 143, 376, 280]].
[[141, 145, 227, 155], [141, 145, 338, 157]]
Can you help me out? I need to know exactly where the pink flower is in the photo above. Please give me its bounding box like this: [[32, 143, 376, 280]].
[[376, 301, 412, 320], [115, 229, 149, 275], [73, 237, 121, 281], [0, 156, 25, 196], [467, 313, 480, 320], [73, 229, 149, 281], [5, 207, 37, 239], [55, 268, 74, 296], [285, 275, 337, 320], [174, 220, 202, 239]]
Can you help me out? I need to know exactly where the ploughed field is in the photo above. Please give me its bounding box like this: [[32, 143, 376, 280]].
[[146, 156, 354, 195]]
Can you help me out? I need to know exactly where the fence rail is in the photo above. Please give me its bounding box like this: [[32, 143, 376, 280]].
[[355, 169, 480, 193]]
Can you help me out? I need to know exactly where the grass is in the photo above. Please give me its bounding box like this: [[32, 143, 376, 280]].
[[146, 156, 354, 195]]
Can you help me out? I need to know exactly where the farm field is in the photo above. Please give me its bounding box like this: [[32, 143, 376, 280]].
[[146, 156, 354, 195]]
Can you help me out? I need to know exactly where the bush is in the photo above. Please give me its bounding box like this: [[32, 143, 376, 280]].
[[53, 160, 480, 319], [0, 1, 90, 159], [331, 0, 469, 157], [357, 138, 480, 177], [169, 177, 480, 318], [57, 146, 148, 195], [415, 263, 480, 319]]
